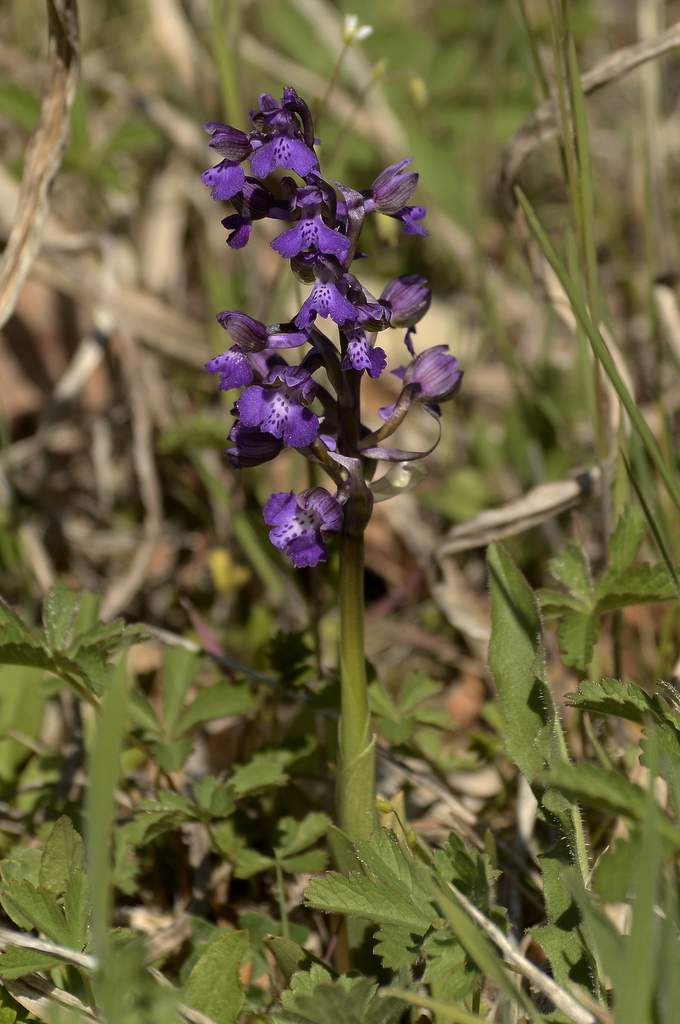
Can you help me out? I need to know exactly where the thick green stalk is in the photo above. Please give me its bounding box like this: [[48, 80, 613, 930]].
[[337, 530, 375, 842]]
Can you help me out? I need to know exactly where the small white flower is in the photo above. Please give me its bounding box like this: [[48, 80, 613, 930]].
[[342, 13, 373, 45]]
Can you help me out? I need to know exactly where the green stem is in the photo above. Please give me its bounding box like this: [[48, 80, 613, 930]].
[[337, 531, 375, 842], [274, 858, 290, 940]]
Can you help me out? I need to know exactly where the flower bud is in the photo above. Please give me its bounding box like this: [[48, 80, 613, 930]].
[[381, 274, 431, 326], [216, 311, 268, 351], [371, 160, 418, 215], [203, 122, 252, 162], [403, 344, 462, 403]]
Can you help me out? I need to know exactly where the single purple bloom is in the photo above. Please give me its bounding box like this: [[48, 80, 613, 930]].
[[203, 122, 252, 161], [367, 159, 419, 215], [263, 487, 343, 567], [341, 330, 387, 379], [272, 212, 349, 261], [250, 135, 319, 179], [295, 276, 358, 328], [202, 161, 245, 202], [227, 422, 282, 468], [381, 274, 431, 327], [237, 365, 320, 448], [395, 205, 428, 236], [205, 347, 256, 390], [380, 345, 462, 419]]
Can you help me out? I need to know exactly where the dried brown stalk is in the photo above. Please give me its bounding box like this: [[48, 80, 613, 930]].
[[0, 0, 80, 328]]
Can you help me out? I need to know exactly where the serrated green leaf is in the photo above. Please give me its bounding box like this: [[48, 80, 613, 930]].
[[306, 831, 435, 933], [0, 946, 64, 979], [397, 671, 442, 714], [271, 966, 403, 1024], [373, 923, 420, 970], [275, 813, 330, 860], [566, 677, 654, 723], [39, 816, 85, 896], [229, 749, 294, 797], [128, 791, 197, 846], [161, 646, 200, 737], [177, 680, 255, 736], [422, 932, 478, 1005], [595, 563, 677, 613], [42, 586, 81, 652], [487, 543, 554, 781], [184, 928, 247, 1024]]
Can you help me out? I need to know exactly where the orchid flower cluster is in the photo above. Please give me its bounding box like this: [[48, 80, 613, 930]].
[[203, 87, 462, 568]]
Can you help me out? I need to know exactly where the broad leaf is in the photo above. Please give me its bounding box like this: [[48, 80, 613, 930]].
[[177, 680, 255, 736], [39, 816, 85, 896], [184, 928, 247, 1024]]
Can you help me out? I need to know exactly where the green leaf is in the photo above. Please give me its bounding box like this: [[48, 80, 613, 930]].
[[544, 762, 680, 848], [41, 586, 81, 652], [229, 749, 294, 797], [161, 646, 200, 737], [566, 677, 655, 723], [595, 563, 677, 612], [192, 775, 235, 818], [39, 816, 85, 896], [183, 928, 248, 1024], [280, 849, 328, 874], [0, 665, 45, 782], [599, 507, 646, 587], [64, 869, 90, 949], [271, 966, 403, 1024], [373, 924, 421, 970], [557, 609, 597, 670], [487, 543, 554, 781], [548, 543, 593, 604], [0, 596, 40, 646], [422, 932, 478, 1004], [233, 847, 275, 879], [275, 813, 330, 860], [0, 947, 63, 979], [305, 830, 435, 932], [154, 738, 193, 773], [531, 840, 592, 991], [177, 680, 255, 736], [0, 879, 71, 944], [127, 791, 197, 846]]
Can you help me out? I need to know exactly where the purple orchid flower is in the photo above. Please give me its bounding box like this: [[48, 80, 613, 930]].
[[237, 365, 320, 448], [263, 487, 343, 567], [201, 122, 252, 201], [271, 186, 349, 261], [201, 85, 461, 570], [341, 329, 387, 379], [294, 267, 359, 328]]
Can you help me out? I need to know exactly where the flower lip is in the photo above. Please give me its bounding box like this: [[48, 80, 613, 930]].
[[263, 487, 343, 567]]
